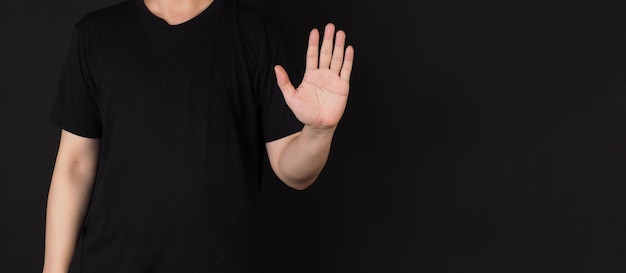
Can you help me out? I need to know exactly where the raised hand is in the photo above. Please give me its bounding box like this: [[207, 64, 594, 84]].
[[274, 23, 355, 130]]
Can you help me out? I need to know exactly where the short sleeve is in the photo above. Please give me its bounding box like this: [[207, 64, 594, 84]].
[[258, 26, 303, 142], [48, 27, 102, 138]]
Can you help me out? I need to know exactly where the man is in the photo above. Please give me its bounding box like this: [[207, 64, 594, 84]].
[[42, 0, 354, 272]]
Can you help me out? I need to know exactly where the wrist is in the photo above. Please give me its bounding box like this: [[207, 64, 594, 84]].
[[42, 267, 68, 273], [302, 124, 336, 138], [42, 260, 70, 273]]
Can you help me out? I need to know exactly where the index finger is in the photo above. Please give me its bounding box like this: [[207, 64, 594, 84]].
[[305, 28, 320, 71]]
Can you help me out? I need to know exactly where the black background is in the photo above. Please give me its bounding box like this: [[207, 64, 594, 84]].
[[2, 0, 626, 272]]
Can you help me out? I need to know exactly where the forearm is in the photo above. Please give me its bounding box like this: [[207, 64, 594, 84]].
[[276, 125, 336, 189], [43, 164, 96, 273]]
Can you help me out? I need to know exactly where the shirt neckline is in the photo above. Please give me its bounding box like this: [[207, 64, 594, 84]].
[[134, 0, 223, 29]]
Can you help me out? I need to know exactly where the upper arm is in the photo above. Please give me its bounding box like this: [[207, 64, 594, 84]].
[[265, 131, 300, 179], [52, 129, 101, 179]]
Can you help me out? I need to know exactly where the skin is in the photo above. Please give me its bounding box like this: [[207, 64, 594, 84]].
[[43, 131, 99, 273], [42, 1, 354, 272], [269, 23, 354, 189]]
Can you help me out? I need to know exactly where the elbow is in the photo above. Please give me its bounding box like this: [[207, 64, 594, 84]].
[[289, 182, 313, 191], [279, 175, 318, 191]]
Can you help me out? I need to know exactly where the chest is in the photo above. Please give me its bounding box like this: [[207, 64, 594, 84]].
[[86, 23, 256, 127]]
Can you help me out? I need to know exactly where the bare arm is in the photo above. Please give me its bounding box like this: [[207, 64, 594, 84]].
[[266, 126, 335, 190], [43, 130, 100, 273], [268, 23, 354, 190]]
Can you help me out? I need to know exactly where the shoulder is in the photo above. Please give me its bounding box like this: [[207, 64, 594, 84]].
[[231, 0, 287, 41], [74, 0, 134, 33]]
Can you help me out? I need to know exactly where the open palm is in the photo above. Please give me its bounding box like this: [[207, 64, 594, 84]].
[[274, 23, 355, 129]]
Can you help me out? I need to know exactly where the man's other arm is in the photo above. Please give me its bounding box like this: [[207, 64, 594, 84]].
[[43, 130, 100, 273]]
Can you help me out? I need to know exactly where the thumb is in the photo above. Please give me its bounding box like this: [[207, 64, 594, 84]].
[[274, 65, 296, 99]]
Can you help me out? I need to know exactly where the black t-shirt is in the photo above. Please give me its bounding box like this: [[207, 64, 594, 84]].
[[49, 0, 302, 271]]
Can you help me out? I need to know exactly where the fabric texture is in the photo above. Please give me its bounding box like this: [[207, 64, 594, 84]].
[[49, 0, 303, 271]]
